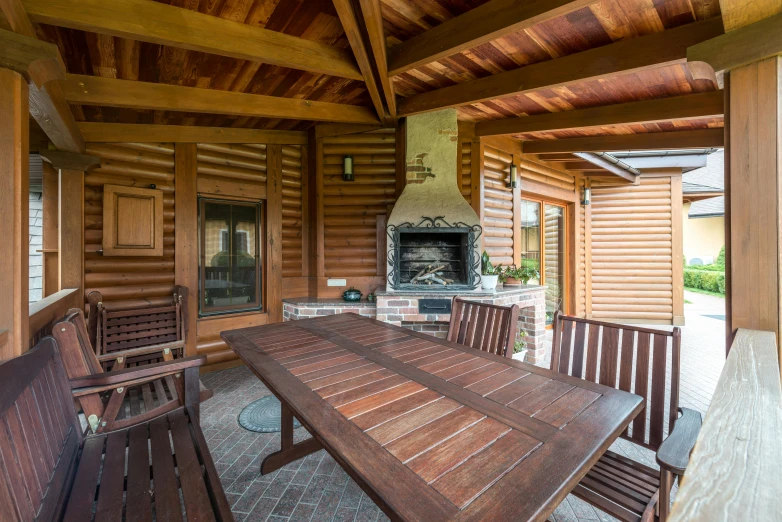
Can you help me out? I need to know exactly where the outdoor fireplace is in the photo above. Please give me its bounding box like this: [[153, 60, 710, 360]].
[[387, 217, 481, 290]]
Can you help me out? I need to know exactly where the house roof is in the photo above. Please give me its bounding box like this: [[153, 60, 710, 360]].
[[689, 195, 724, 218], [682, 150, 724, 194]]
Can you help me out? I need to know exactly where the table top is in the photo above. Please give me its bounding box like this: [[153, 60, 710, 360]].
[[221, 314, 643, 522]]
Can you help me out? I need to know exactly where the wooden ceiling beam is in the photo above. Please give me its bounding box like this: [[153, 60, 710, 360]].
[[386, 0, 597, 76], [522, 128, 725, 154], [59, 75, 380, 125], [332, 0, 387, 123], [718, 0, 782, 31], [0, 0, 84, 152], [77, 123, 308, 144], [475, 91, 725, 136], [398, 17, 724, 116], [21, 0, 363, 81], [688, 12, 782, 72], [358, 0, 397, 119]]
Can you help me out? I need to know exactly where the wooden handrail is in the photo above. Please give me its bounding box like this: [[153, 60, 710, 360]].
[[29, 288, 81, 344], [669, 329, 782, 521]]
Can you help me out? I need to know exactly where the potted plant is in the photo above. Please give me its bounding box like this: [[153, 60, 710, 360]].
[[503, 265, 541, 286], [481, 251, 502, 290], [513, 331, 528, 361]]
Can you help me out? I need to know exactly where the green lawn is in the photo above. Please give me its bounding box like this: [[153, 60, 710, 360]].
[[684, 286, 725, 298]]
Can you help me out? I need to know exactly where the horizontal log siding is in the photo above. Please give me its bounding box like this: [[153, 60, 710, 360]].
[[577, 179, 587, 317], [83, 143, 176, 310], [483, 145, 514, 266], [590, 177, 675, 323], [321, 129, 396, 283], [461, 142, 471, 204], [194, 143, 268, 367]]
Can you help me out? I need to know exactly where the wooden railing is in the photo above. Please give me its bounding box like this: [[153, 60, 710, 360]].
[[28, 288, 81, 346], [669, 329, 782, 521]]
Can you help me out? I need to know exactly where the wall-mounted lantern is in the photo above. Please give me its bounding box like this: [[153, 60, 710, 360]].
[[343, 155, 354, 181], [582, 186, 591, 206], [509, 157, 518, 189]]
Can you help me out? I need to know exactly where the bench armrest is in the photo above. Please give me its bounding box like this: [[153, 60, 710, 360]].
[[70, 355, 206, 389], [96, 340, 185, 363], [656, 407, 703, 476]]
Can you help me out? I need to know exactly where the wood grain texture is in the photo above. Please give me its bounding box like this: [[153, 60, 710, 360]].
[[523, 129, 725, 154], [79, 123, 307, 144], [718, 0, 782, 31], [358, 0, 397, 120], [102, 184, 164, 256], [23, 0, 362, 80], [669, 329, 782, 522], [0, 68, 28, 359], [175, 144, 198, 357], [267, 145, 284, 323]]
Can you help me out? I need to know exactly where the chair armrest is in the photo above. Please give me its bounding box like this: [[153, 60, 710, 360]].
[[656, 407, 703, 476], [96, 340, 185, 362], [70, 355, 206, 389]]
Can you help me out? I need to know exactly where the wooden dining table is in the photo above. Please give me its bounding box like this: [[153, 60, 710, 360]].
[[221, 313, 643, 522]]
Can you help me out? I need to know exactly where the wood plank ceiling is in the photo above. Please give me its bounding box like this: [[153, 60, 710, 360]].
[[28, 0, 725, 142]]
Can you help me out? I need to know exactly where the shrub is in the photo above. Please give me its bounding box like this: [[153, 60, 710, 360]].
[[715, 246, 726, 269], [684, 268, 725, 295]]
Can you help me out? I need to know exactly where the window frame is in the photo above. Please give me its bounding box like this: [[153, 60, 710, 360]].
[[198, 196, 264, 317]]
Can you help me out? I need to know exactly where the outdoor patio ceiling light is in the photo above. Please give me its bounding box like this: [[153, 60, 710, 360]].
[[582, 186, 591, 206], [343, 155, 354, 181], [509, 161, 518, 188]]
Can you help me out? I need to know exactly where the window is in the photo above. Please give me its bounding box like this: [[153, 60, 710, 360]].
[[199, 198, 263, 316]]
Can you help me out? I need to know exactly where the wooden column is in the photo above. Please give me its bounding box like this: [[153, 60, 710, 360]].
[[511, 155, 522, 267], [471, 138, 485, 253], [0, 68, 29, 359], [267, 145, 283, 323], [670, 173, 685, 326], [174, 143, 198, 357], [41, 162, 58, 297], [40, 150, 99, 294], [726, 55, 782, 354]]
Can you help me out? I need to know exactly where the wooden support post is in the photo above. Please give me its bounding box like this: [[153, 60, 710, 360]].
[[41, 160, 58, 297], [511, 155, 522, 267], [670, 173, 685, 326], [0, 68, 29, 359], [726, 55, 782, 360], [307, 128, 318, 297], [267, 145, 283, 323], [395, 119, 406, 198], [40, 151, 99, 295], [315, 137, 326, 286], [471, 139, 485, 253], [584, 179, 593, 318], [174, 143, 198, 357]]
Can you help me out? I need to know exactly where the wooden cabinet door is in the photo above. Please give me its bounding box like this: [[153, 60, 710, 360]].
[[103, 184, 163, 256]]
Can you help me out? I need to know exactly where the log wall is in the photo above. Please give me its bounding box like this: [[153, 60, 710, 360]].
[[318, 129, 396, 296], [576, 178, 589, 317], [83, 143, 177, 310], [589, 176, 676, 323], [482, 145, 514, 266]]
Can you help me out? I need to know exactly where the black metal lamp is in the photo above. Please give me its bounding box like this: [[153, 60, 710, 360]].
[[343, 155, 354, 181], [582, 186, 591, 205]]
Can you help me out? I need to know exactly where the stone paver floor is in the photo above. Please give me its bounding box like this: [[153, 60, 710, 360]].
[[200, 298, 726, 522]]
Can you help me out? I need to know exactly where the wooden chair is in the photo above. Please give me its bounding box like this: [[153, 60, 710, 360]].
[[447, 297, 520, 357], [53, 308, 212, 434], [0, 336, 234, 522], [87, 286, 189, 367], [551, 312, 702, 522]]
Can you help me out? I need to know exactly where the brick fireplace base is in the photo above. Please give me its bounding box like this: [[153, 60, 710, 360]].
[[283, 285, 548, 363]]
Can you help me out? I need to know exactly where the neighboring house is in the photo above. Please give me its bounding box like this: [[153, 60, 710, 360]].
[[681, 150, 724, 265], [29, 154, 43, 304]]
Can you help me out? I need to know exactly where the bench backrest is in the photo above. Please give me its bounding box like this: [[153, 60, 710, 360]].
[[447, 297, 520, 358], [0, 337, 81, 522], [52, 309, 103, 379], [89, 286, 188, 356], [551, 312, 681, 451]]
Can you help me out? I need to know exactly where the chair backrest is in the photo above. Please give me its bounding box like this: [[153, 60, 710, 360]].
[[447, 297, 520, 358], [550, 312, 681, 451], [52, 308, 103, 379], [0, 337, 81, 522]]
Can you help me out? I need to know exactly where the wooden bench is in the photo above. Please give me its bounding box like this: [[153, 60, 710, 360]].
[[551, 312, 702, 522], [0, 337, 233, 522], [87, 286, 189, 367]]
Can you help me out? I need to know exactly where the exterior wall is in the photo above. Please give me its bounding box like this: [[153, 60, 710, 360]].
[[482, 145, 515, 266], [682, 201, 724, 263], [29, 191, 43, 303]]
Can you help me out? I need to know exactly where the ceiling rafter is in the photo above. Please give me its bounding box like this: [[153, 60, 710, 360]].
[[398, 17, 724, 116], [77, 123, 308, 144], [60, 75, 381, 125], [522, 128, 725, 153], [358, 0, 397, 120], [386, 0, 598, 77], [475, 91, 725, 136], [21, 0, 363, 80]]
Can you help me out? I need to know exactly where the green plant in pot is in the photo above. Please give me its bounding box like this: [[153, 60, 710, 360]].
[[502, 265, 541, 286], [481, 251, 502, 290], [513, 331, 528, 359]]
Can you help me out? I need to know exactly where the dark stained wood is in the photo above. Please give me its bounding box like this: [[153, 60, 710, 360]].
[[447, 297, 519, 357], [522, 128, 725, 153], [222, 313, 643, 521], [551, 312, 700, 522]]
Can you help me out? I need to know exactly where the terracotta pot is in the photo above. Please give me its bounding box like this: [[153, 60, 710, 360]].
[[504, 277, 522, 286]]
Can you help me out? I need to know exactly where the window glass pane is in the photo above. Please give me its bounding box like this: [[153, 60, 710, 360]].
[[201, 199, 262, 316], [520, 200, 541, 283], [544, 204, 565, 325]]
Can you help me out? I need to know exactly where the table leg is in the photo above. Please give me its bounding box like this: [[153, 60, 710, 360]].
[[260, 401, 323, 475]]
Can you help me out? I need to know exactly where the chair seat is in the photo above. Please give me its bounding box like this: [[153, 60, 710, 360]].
[[573, 450, 661, 522], [63, 407, 230, 521]]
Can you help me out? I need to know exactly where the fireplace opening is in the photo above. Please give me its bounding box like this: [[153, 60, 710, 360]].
[[398, 231, 468, 285]]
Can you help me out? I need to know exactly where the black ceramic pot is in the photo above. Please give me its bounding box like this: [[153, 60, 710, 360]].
[[342, 287, 362, 302]]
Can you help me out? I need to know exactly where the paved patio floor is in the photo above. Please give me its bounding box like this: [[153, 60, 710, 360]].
[[200, 293, 726, 522]]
